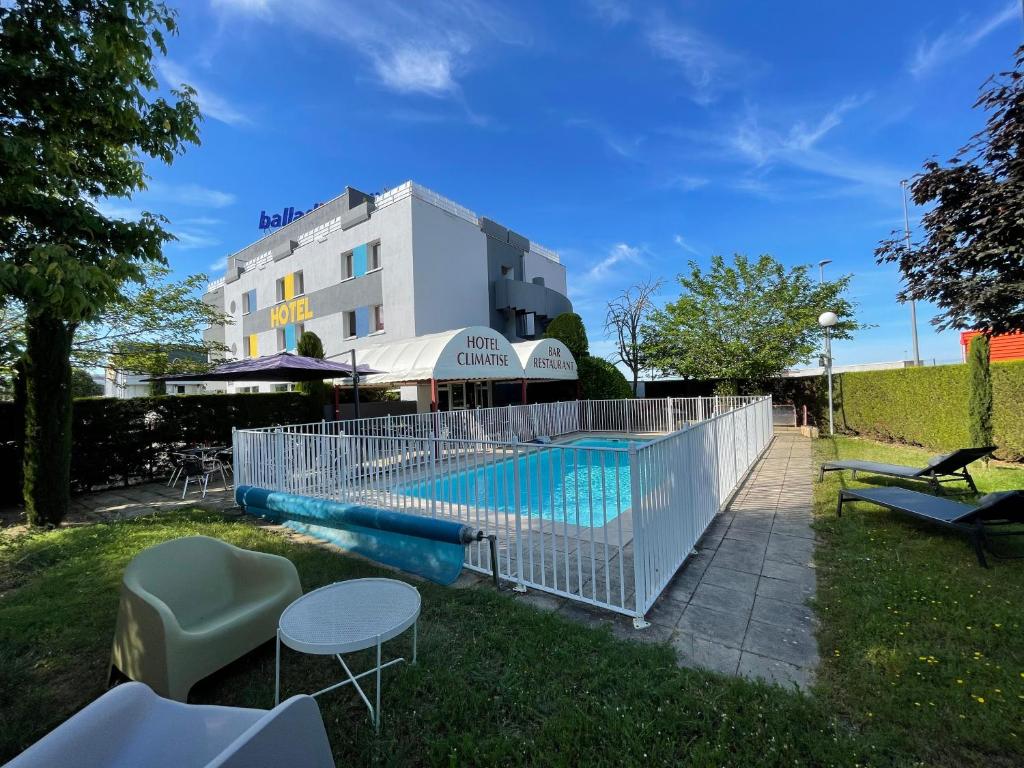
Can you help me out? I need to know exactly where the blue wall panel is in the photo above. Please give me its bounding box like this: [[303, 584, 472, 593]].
[[284, 323, 296, 350], [354, 306, 370, 337], [353, 244, 368, 277]]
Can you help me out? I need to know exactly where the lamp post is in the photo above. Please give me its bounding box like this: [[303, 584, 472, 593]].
[[900, 180, 922, 366], [818, 311, 839, 435], [818, 259, 832, 283]]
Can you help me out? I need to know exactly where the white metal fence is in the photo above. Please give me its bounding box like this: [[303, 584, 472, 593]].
[[234, 396, 773, 621]]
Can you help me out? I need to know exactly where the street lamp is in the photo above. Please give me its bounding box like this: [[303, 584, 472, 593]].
[[900, 180, 922, 366], [818, 259, 832, 283], [818, 311, 839, 435]]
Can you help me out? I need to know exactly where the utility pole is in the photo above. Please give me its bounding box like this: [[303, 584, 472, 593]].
[[900, 180, 922, 365]]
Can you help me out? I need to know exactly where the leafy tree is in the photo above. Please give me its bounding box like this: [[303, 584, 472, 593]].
[[0, 1, 201, 526], [605, 278, 663, 395], [70, 368, 102, 399], [296, 330, 327, 402], [543, 313, 589, 361], [1, 265, 227, 386], [877, 46, 1024, 334], [644, 254, 859, 390], [967, 335, 993, 450], [579, 356, 632, 400]]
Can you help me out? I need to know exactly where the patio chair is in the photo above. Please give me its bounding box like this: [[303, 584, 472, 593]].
[[818, 446, 996, 492], [3, 682, 334, 768], [109, 536, 302, 701], [179, 455, 218, 499], [835, 487, 1024, 567]]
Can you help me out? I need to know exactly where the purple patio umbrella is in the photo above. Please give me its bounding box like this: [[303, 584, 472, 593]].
[[152, 352, 383, 419]]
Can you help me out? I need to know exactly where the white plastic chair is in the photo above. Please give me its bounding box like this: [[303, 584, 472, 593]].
[[3, 682, 335, 768]]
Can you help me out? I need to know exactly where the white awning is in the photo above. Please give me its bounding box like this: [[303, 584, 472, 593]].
[[511, 339, 579, 380], [339, 327, 579, 386]]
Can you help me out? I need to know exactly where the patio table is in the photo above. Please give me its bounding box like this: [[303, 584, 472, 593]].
[[275, 578, 420, 732]]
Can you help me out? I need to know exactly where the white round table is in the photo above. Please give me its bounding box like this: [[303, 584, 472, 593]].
[[275, 578, 421, 732]]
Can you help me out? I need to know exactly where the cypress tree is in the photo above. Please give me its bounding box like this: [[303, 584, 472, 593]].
[[296, 331, 328, 404], [967, 334, 993, 449]]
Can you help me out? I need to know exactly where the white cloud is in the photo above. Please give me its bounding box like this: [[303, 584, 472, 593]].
[[725, 96, 905, 194], [376, 47, 458, 96], [212, 0, 528, 99], [565, 118, 644, 158], [158, 60, 250, 126], [148, 182, 237, 208], [585, 0, 630, 26], [171, 230, 221, 250], [664, 175, 709, 192], [910, 2, 1018, 78], [646, 20, 750, 105], [584, 242, 643, 283], [672, 234, 701, 256]]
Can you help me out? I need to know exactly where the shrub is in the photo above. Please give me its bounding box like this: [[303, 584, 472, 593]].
[[967, 335, 993, 449], [543, 313, 589, 361], [579, 357, 632, 400]]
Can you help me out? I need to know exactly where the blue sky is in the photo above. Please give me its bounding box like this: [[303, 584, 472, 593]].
[[126, 0, 1022, 368]]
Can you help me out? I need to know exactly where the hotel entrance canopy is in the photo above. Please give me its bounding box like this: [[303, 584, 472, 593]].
[[345, 326, 578, 386]]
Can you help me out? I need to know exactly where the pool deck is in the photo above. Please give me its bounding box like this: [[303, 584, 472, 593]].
[[512, 428, 819, 689]]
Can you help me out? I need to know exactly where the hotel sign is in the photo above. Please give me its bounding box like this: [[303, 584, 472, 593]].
[[270, 297, 314, 328]]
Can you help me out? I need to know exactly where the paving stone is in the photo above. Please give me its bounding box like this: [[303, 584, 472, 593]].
[[738, 652, 813, 690], [760, 559, 816, 586], [755, 575, 814, 605], [770, 519, 815, 539], [612, 620, 676, 646], [644, 593, 688, 627], [764, 535, 815, 567], [700, 565, 759, 595], [710, 547, 764, 575], [678, 604, 749, 648], [672, 631, 741, 675], [723, 526, 772, 545], [689, 581, 755, 615], [742, 619, 819, 668], [751, 595, 816, 629]]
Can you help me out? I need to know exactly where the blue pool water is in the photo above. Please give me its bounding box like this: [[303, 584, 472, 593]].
[[398, 436, 647, 527]]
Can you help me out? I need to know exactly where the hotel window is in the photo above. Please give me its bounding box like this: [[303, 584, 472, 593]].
[[372, 304, 384, 333], [342, 251, 354, 279], [237, 385, 258, 393], [344, 310, 357, 339], [273, 383, 295, 393], [276, 323, 305, 351], [275, 271, 303, 303], [369, 241, 381, 270], [242, 289, 256, 315]]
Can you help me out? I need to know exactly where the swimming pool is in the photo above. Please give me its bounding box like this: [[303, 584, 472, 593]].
[[398, 436, 647, 527]]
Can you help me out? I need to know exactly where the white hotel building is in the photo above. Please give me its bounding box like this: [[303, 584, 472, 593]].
[[203, 181, 577, 411]]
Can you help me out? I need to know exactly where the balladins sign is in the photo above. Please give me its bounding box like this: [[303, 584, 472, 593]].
[[258, 202, 325, 230]]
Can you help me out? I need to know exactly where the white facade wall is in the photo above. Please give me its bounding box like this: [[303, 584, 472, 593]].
[[210, 181, 569, 394], [409, 197, 490, 336]]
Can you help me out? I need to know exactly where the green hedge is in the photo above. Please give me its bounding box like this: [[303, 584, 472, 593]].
[[835, 365, 971, 451], [992, 360, 1024, 461], [833, 362, 1024, 462], [0, 392, 320, 496]]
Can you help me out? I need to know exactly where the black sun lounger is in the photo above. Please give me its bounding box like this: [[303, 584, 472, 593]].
[[836, 487, 1024, 567], [818, 446, 996, 492]]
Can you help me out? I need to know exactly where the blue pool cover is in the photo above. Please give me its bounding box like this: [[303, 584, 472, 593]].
[[235, 485, 481, 584]]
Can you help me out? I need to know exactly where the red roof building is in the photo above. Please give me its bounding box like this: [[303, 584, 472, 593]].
[[960, 331, 1024, 362]]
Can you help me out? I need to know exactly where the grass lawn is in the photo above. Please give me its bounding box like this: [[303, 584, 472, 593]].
[[0, 512, 863, 767], [2, 435, 1022, 766], [813, 436, 1024, 767]]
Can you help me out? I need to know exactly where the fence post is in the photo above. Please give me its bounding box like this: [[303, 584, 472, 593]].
[[629, 442, 650, 628], [511, 439, 526, 592], [666, 397, 675, 432], [274, 428, 285, 491], [231, 427, 239, 489]]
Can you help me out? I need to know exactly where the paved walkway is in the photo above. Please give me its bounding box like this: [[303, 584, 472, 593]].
[[645, 429, 818, 687], [514, 429, 820, 689]]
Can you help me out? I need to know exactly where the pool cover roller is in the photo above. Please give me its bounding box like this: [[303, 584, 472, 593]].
[[235, 485, 484, 585]]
